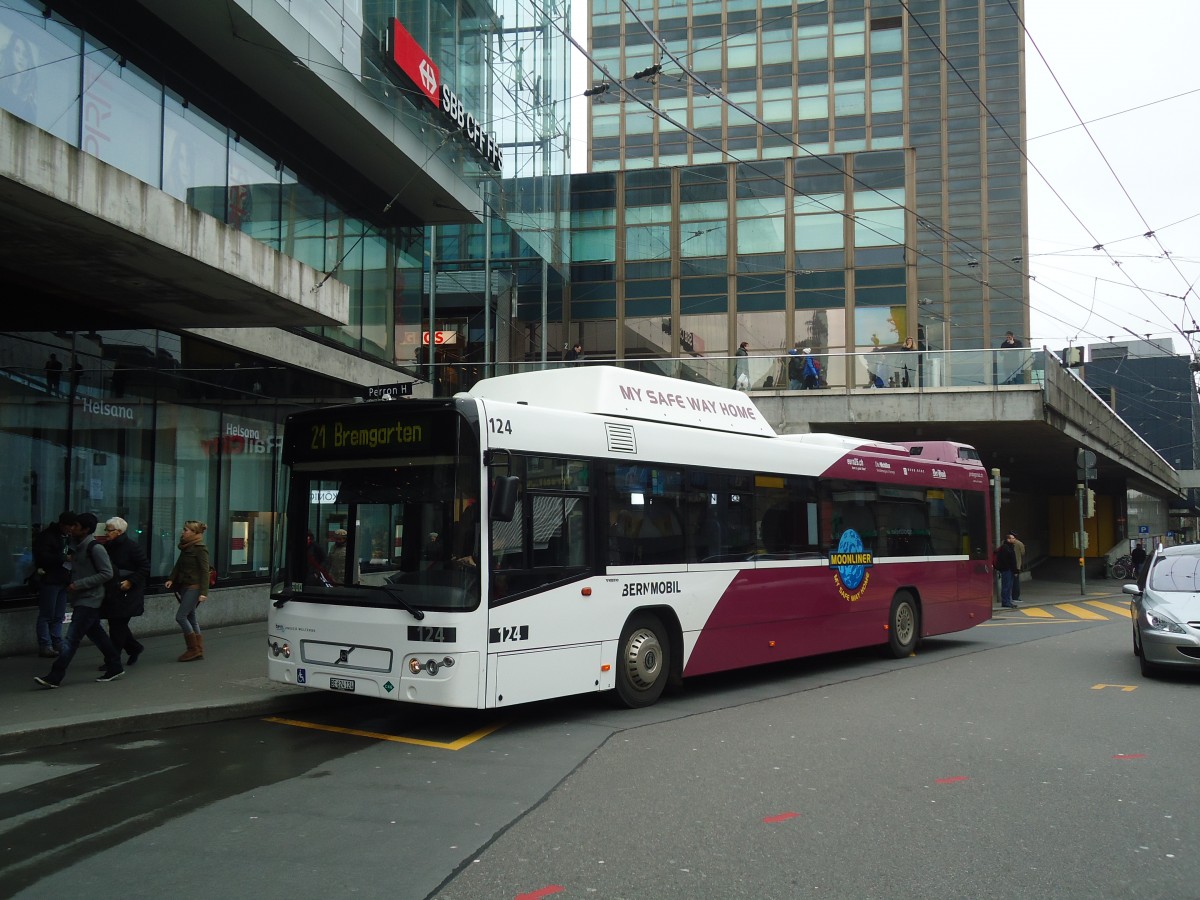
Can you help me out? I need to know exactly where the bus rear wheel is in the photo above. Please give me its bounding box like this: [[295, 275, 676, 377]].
[[614, 613, 670, 708], [886, 593, 920, 658]]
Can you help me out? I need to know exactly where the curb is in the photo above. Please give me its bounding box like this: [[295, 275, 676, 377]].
[[0, 690, 337, 754]]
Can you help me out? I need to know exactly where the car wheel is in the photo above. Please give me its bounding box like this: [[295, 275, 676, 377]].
[[1138, 649, 1159, 678], [885, 593, 920, 658], [613, 613, 671, 708]]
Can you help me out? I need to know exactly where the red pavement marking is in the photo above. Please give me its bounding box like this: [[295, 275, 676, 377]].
[[515, 887, 564, 900], [1112, 754, 1146, 760], [935, 776, 969, 784], [762, 812, 800, 823]]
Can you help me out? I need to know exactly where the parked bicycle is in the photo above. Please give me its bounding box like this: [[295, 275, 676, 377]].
[[1110, 554, 1135, 580]]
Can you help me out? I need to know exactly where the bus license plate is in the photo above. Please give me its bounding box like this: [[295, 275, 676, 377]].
[[329, 677, 355, 692]]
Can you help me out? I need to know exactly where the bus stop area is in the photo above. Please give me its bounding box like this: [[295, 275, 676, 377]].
[[0, 572, 1129, 754]]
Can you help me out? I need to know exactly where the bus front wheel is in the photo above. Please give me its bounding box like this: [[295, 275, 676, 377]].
[[886, 593, 920, 658], [614, 613, 671, 708]]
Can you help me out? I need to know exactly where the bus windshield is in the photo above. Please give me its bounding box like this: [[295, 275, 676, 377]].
[[275, 438, 481, 612]]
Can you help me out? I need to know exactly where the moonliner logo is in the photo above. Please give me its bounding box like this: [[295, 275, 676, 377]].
[[828, 528, 873, 602]]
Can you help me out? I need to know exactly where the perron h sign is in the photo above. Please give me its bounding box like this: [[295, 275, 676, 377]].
[[387, 19, 503, 174]]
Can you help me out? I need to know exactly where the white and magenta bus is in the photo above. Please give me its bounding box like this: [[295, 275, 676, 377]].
[[267, 366, 993, 708]]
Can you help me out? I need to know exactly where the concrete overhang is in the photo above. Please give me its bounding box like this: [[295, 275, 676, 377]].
[[0, 110, 347, 330], [132, 0, 485, 226], [753, 363, 1181, 501]]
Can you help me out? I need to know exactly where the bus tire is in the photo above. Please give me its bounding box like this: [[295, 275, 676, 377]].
[[614, 613, 670, 708], [886, 593, 920, 658]]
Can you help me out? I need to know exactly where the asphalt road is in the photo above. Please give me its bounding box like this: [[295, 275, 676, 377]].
[[2, 612, 1196, 900]]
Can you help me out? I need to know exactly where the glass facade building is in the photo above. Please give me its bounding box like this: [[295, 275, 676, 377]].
[[0, 0, 569, 605], [581, 0, 1028, 368]]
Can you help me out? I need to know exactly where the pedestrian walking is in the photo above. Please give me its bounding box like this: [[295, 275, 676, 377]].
[[34, 513, 125, 687], [734, 341, 750, 390], [164, 520, 210, 661], [100, 517, 151, 666], [31, 511, 76, 658], [1130, 540, 1147, 580], [800, 347, 820, 389]]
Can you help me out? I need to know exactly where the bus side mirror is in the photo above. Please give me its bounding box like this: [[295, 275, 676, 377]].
[[490, 476, 520, 522]]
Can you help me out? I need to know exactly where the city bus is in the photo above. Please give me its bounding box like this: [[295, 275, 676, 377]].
[[267, 366, 993, 708]]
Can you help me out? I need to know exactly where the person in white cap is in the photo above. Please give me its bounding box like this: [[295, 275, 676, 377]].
[[326, 528, 359, 585], [787, 343, 804, 389]]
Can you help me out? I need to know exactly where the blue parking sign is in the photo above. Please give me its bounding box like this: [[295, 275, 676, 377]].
[[1138, 525, 1150, 534]]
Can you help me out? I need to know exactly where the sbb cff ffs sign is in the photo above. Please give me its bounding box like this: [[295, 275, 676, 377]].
[[387, 19, 503, 173]]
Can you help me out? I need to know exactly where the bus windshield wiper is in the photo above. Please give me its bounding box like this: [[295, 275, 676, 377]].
[[380, 585, 425, 620]]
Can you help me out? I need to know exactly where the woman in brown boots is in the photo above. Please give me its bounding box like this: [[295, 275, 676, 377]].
[[165, 520, 209, 661]]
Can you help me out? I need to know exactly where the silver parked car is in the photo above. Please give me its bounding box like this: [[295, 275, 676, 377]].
[[1124, 544, 1200, 677]]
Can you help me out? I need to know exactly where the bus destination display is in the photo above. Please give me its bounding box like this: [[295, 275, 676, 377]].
[[283, 408, 452, 463]]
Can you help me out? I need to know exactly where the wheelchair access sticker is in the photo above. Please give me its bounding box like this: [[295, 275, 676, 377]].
[[297, 668, 306, 684]]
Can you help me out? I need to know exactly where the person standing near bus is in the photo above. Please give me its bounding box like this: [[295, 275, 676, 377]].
[[994, 533, 1019, 609], [1009, 531, 1025, 606], [165, 520, 210, 662]]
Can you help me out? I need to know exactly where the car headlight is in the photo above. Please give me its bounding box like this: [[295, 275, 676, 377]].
[[1143, 608, 1187, 634]]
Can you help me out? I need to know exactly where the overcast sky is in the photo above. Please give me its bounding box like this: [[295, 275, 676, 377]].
[[1022, 1, 1199, 355]]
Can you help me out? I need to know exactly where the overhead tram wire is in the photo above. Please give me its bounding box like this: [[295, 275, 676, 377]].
[[1007, 0, 1199, 311], [570, 7, 1178, 354], [895, 0, 1195, 349]]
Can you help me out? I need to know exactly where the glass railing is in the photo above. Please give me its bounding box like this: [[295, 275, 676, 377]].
[[423, 348, 1048, 397]]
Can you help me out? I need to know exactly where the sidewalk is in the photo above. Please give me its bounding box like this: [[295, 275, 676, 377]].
[[0, 575, 1130, 753], [0, 621, 331, 753], [997, 572, 1129, 609]]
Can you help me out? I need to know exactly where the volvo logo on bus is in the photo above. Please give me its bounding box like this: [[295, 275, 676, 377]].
[[829, 529, 873, 602]]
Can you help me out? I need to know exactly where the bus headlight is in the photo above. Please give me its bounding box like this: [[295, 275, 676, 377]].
[[409, 656, 455, 675], [269, 639, 291, 658]]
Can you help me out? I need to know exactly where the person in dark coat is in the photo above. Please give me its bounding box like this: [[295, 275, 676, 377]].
[[32, 511, 76, 657], [100, 517, 151, 665], [994, 533, 1019, 609], [35, 512, 124, 687]]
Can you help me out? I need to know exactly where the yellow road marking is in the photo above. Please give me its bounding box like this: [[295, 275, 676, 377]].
[[1087, 600, 1132, 616], [263, 716, 505, 750], [1091, 683, 1137, 692], [1018, 606, 1054, 618], [1054, 602, 1107, 620]]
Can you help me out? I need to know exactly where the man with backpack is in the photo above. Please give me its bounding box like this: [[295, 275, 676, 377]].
[[34, 513, 125, 687]]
